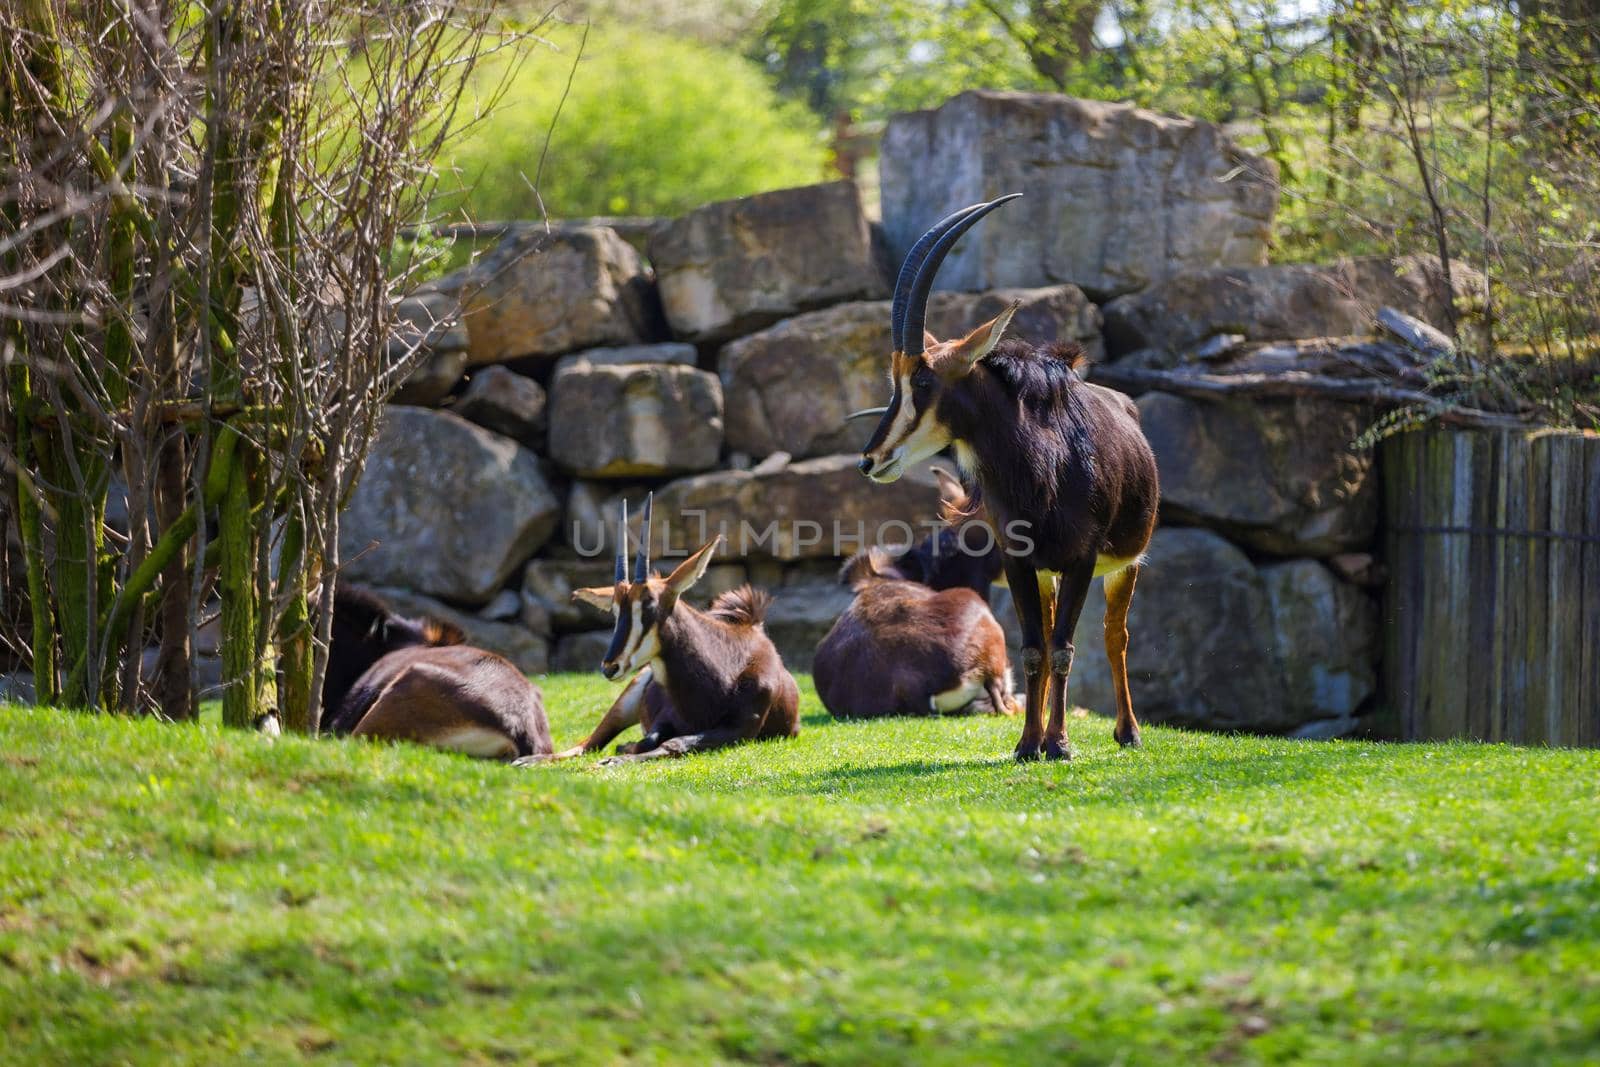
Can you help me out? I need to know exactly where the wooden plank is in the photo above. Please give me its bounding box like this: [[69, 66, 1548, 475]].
[[1582, 438, 1600, 747], [1469, 430, 1501, 741], [1520, 433, 1551, 743], [1387, 431, 1424, 739], [1499, 432, 1532, 741], [1432, 432, 1454, 738], [1544, 436, 1585, 746], [1394, 431, 1423, 741]]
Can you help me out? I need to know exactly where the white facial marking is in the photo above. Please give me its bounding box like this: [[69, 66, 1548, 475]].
[[869, 368, 951, 482], [615, 597, 661, 676]]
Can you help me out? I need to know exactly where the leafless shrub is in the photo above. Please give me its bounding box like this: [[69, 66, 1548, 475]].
[[1, 1, 552, 726]]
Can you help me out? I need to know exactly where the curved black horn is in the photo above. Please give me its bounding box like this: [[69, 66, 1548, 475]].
[[890, 201, 992, 353], [633, 492, 653, 581], [902, 193, 1022, 357], [615, 499, 628, 583], [844, 406, 889, 422]]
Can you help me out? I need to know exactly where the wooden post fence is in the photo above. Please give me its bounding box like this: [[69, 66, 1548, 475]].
[[1383, 427, 1600, 745]]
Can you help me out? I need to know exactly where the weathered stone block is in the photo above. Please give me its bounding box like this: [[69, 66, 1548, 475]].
[[454, 366, 546, 445], [649, 181, 887, 343], [548, 362, 724, 477], [649, 454, 945, 562], [1260, 559, 1379, 722], [392, 349, 466, 406], [461, 227, 653, 365], [522, 558, 618, 633], [719, 286, 1101, 459], [881, 92, 1277, 300], [340, 407, 560, 604], [1101, 255, 1487, 359], [1138, 391, 1377, 556], [563, 480, 655, 556], [557, 343, 698, 371]]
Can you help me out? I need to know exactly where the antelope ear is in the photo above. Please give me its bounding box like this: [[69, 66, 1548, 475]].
[[930, 464, 964, 504], [572, 586, 615, 610], [923, 328, 940, 350], [947, 300, 1021, 373], [664, 537, 721, 595]]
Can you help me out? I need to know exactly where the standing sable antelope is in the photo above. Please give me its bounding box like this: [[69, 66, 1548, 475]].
[[857, 194, 1159, 761], [320, 588, 552, 759], [534, 495, 800, 765], [814, 544, 1018, 720]]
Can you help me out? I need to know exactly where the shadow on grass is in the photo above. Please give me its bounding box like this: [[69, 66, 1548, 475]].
[[751, 742, 1402, 811]]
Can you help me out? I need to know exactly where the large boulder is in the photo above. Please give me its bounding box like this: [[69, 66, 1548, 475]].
[[461, 227, 655, 365], [1101, 255, 1488, 360], [453, 365, 546, 445], [648, 181, 888, 343], [719, 286, 1101, 459], [1066, 528, 1377, 733], [370, 586, 551, 675], [649, 454, 945, 562], [880, 92, 1277, 300], [340, 407, 561, 605], [548, 361, 723, 477], [1138, 391, 1378, 556]]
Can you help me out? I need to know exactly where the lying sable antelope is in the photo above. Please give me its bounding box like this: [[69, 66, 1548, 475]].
[[856, 193, 1159, 761], [885, 466, 1005, 599], [814, 542, 1018, 720], [525, 496, 800, 765], [320, 588, 552, 759]]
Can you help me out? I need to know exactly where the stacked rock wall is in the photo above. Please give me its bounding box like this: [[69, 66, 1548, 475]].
[[349, 92, 1466, 738]]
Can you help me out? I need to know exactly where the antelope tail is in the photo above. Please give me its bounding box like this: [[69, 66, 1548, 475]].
[[707, 584, 773, 627]]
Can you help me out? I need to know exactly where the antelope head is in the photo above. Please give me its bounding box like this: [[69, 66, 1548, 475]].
[[856, 193, 1023, 483], [572, 494, 720, 681]]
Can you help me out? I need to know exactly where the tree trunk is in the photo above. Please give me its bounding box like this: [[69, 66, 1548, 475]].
[[218, 431, 263, 729], [154, 433, 196, 721]]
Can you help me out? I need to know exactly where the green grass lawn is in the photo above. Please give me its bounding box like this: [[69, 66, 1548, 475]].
[[3, 676, 1598, 1065]]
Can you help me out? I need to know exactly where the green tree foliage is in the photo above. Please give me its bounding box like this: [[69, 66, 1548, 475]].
[[432, 27, 827, 220]]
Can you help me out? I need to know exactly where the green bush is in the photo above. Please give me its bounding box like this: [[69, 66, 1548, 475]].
[[433, 27, 827, 221]]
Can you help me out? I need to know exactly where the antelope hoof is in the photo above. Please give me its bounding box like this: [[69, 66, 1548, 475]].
[[1043, 737, 1074, 762], [1014, 738, 1044, 762], [1114, 724, 1142, 749]]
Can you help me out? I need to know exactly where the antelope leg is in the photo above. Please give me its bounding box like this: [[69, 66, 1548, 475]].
[[515, 669, 653, 765], [1102, 564, 1142, 749], [1042, 558, 1096, 762], [1001, 555, 1048, 761]]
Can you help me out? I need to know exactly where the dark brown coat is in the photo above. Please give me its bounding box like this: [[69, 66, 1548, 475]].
[[815, 548, 1016, 720], [858, 194, 1159, 761], [324, 589, 551, 760]]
